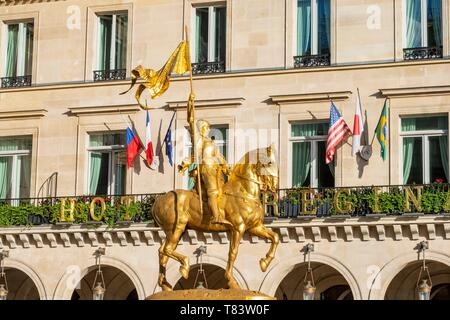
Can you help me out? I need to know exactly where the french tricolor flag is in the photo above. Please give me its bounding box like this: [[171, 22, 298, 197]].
[[145, 111, 155, 167], [126, 127, 143, 168]]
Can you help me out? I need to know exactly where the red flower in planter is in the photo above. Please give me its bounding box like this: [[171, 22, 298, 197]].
[[435, 178, 444, 183]]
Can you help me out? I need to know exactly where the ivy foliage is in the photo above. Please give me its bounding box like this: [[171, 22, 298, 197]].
[[0, 195, 159, 228], [278, 184, 450, 217]]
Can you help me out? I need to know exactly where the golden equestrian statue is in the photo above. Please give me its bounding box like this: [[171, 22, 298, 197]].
[[119, 36, 280, 297], [152, 142, 279, 291]]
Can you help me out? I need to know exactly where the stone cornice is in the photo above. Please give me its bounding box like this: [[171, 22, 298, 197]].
[[0, 109, 47, 120], [380, 85, 450, 98], [270, 91, 352, 105], [68, 105, 140, 116], [1, 216, 449, 249], [0, 0, 64, 6], [167, 98, 245, 110]]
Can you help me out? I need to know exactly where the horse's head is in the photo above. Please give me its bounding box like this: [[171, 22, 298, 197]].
[[256, 145, 279, 193]]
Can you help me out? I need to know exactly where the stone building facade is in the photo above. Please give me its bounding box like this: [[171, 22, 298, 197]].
[[0, 0, 450, 300]]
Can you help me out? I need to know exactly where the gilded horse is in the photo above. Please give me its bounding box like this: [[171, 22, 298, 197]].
[[152, 146, 280, 291]]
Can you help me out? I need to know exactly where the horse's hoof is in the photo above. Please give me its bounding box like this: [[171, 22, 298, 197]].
[[161, 284, 173, 292], [260, 259, 268, 272], [180, 266, 190, 279]]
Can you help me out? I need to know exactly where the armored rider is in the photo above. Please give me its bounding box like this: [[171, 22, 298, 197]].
[[178, 119, 230, 224]]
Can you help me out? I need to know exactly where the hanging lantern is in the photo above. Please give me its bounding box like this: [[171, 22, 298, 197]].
[[302, 244, 316, 301], [93, 282, 106, 300], [193, 246, 208, 289], [416, 241, 432, 301], [92, 248, 106, 300]]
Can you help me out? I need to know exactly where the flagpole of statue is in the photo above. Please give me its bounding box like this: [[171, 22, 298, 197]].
[[184, 26, 203, 216]]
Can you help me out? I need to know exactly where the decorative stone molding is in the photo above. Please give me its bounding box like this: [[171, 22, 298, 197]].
[[270, 91, 352, 105], [379, 85, 450, 98], [0, 0, 65, 5], [167, 97, 245, 110], [68, 105, 140, 116], [0, 109, 47, 120], [0, 217, 449, 249]]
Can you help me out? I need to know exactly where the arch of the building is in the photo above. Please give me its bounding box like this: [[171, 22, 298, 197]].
[[3, 258, 47, 300], [53, 256, 146, 300], [158, 254, 249, 293], [274, 262, 354, 300], [174, 263, 228, 290], [258, 252, 362, 299], [368, 250, 450, 300], [384, 260, 450, 300], [70, 265, 138, 300]]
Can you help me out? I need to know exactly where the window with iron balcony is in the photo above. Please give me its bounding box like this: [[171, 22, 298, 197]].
[[294, 0, 331, 68], [191, 5, 226, 75], [93, 12, 128, 82], [403, 0, 443, 61], [1, 21, 33, 88]]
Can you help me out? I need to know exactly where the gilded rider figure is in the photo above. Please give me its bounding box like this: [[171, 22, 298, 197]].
[[178, 120, 230, 224]]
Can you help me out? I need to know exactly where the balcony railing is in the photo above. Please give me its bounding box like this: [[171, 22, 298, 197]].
[[1, 184, 449, 227], [191, 61, 225, 75], [93, 69, 127, 82], [403, 46, 443, 60], [1, 75, 32, 88], [294, 54, 330, 68]]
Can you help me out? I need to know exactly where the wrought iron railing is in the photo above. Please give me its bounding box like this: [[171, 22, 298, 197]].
[[1, 184, 449, 227], [265, 184, 450, 218], [294, 54, 330, 68], [93, 69, 127, 82], [191, 61, 225, 75], [403, 46, 443, 60], [1, 75, 32, 88]]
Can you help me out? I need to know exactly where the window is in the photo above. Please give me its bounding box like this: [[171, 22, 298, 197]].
[[2, 21, 33, 87], [295, 0, 330, 66], [183, 125, 229, 189], [290, 122, 334, 188], [94, 12, 128, 81], [401, 116, 448, 184], [192, 5, 226, 73], [0, 136, 32, 201], [405, 0, 442, 49], [88, 133, 127, 195]]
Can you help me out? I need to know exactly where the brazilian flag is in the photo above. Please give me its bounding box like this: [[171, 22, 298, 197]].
[[375, 100, 388, 161]]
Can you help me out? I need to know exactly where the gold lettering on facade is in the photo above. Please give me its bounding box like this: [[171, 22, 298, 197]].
[[59, 198, 76, 222], [89, 197, 106, 221], [333, 189, 354, 214], [262, 191, 279, 217], [372, 187, 382, 213], [121, 196, 135, 221], [300, 189, 317, 215], [403, 186, 423, 212]]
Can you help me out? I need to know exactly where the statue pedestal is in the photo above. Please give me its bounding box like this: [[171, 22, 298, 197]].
[[146, 288, 276, 300]]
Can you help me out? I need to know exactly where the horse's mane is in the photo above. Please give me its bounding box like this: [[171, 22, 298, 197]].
[[231, 148, 266, 175]]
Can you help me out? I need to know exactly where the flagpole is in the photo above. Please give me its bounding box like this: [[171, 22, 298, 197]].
[[185, 26, 203, 215]]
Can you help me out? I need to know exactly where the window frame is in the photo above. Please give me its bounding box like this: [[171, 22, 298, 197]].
[[95, 11, 128, 71], [294, 0, 331, 56], [289, 121, 334, 188], [86, 132, 126, 196], [0, 137, 32, 202], [402, 0, 442, 48], [191, 3, 227, 64], [1, 14, 37, 82], [400, 125, 448, 184]]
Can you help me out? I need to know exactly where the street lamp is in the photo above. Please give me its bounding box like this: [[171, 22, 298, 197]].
[[416, 241, 432, 300], [302, 244, 316, 300], [194, 246, 208, 289], [0, 250, 9, 301], [92, 248, 106, 300]]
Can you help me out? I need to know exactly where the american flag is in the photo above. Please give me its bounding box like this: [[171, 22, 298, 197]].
[[326, 102, 352, 164]]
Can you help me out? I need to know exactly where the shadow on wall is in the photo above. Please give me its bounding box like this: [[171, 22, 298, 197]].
[[37, 172, 58, 198]]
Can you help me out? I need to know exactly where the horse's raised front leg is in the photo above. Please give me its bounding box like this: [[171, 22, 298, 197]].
[[158, 242, 173, 291], [225, 226, 244, 289], [161, 225, 190, 280], [248, 224, 279, 272]]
